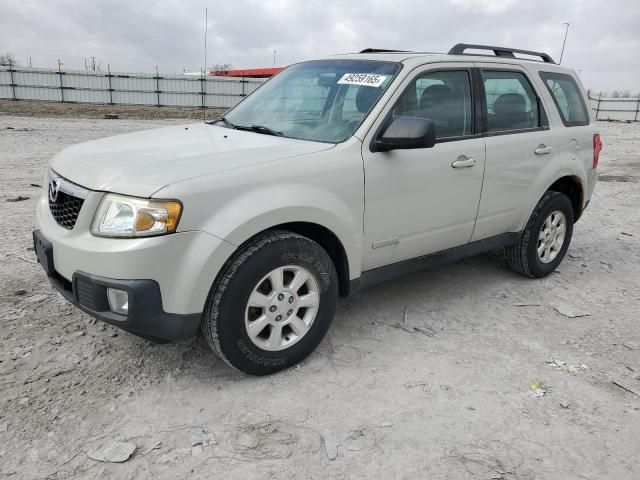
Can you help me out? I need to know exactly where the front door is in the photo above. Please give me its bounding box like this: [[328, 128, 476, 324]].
[[362, 66, 485, 271]]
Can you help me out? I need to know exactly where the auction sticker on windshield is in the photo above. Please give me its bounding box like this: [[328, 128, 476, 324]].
[[337, 73, 387, 87]]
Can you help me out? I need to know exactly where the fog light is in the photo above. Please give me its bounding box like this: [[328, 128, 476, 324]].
[[107, 288, 129, 315]]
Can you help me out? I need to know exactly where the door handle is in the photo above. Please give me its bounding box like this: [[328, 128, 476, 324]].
[[534, 145, 553, 156], [451, 156, 476, 168]]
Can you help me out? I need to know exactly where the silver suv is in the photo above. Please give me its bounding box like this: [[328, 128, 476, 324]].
[[34, 44, 601, 374]]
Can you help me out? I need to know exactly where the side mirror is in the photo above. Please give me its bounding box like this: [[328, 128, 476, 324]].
[[373, 116, 436, 152]]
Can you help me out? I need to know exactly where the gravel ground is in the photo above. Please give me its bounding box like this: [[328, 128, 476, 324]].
[[0, 115, 639, 480]]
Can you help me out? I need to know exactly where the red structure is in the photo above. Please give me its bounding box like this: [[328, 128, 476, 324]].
[[210, 67, 283, 78]]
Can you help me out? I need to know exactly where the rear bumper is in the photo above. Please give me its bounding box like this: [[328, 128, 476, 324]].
[[46, 261, 200, 342], [575, 168, 598, 222]]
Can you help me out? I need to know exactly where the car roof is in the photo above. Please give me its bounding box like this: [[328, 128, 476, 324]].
[[323, 51, 572, 73]]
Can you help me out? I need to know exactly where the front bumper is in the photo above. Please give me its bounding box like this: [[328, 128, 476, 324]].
[[34, 177, 237, 341], [34, 229, 200, 342], [35, 188, 236, 316]]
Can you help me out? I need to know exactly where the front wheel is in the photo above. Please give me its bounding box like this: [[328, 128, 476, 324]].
[[506, 191, 574, 278], [201, 230, 338, 375]]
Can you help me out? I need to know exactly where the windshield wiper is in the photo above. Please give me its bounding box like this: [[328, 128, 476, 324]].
[[213, 118, 283, 137], [236, 124, 284, 137], [214, 116, 236, 128]]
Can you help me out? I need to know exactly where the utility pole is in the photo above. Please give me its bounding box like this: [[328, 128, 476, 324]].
[[559, 22, 570, 64], [204, 8, 208, 75], [273, 50, 276, 66], [202, 8, 208, 122]]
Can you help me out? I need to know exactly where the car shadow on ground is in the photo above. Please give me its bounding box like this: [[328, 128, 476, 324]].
[[164, 250, 523, 380]]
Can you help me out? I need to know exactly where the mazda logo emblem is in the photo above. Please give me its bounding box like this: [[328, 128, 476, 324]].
[[48, 178, 60, 203]]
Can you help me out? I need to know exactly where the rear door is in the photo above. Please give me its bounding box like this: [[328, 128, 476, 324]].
[[471, 64, 557, 241]]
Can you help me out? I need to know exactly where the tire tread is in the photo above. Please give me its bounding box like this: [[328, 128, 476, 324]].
[[201, 230, 309, 372], [506, 191, 564, 278]]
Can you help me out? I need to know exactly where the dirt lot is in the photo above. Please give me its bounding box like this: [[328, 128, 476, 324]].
[[0, 100, 225, 121], [1, 115, 639, 480]]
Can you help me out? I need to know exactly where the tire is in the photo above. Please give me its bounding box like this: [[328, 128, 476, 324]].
[[201, 230, 338, 375], [506, 191, 574, 278]]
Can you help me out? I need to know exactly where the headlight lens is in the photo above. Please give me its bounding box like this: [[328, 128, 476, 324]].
[[91, 194, 182, 238]]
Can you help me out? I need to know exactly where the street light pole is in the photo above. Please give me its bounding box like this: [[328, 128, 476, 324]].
[[559, 22, 570, 64], [273, 50, 276, 66]]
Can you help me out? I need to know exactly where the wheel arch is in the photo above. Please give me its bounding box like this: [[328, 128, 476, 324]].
[[272, 222, 352, 297], [208, 217, 357, 302], [546, 175, 584, 222]]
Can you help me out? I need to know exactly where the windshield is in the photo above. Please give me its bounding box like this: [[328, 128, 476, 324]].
[[222, 60, 402, 143]]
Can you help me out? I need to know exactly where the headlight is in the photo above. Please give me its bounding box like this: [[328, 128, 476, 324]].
[[91, 194, 182, 238]]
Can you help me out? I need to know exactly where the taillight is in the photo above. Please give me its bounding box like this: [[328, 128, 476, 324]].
[[593, 134, 603, 169]]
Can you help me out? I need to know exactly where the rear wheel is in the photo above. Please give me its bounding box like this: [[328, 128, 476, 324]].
[[201, 230, 338, 375], [506, 191, 574, 278]]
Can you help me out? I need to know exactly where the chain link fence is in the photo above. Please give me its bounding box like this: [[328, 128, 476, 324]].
[[588, 91, 640, 122], [0, 65, 266, 109], [2, 65, 638, 122]]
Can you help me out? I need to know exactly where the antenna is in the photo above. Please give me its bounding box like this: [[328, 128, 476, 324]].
[[203, 8, 208, 122], [559, 22, 570, 64]]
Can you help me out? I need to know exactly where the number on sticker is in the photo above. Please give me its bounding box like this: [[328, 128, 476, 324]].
[[337, 73, 387, 88]]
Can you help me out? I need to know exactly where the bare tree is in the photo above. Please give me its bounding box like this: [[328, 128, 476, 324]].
[[212, 63, 232, 75], [0, 52, 17, 66], [611, 90, 621, 98], [621, 90, 631, 98], [84, 56, 103, 72]]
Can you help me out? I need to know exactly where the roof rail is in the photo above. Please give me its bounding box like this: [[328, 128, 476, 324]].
[[448, 43, 555, 64], [359, 48, 413, 53]]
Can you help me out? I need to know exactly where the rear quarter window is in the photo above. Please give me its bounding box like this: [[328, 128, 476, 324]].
[[539, 72, 589, 126]]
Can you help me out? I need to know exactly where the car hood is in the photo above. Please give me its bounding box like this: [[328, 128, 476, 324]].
[[50, 123, 334, 197]]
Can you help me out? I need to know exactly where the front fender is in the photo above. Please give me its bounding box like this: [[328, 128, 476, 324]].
[[156, 142, 365, 281], [208, 184, 363, 279]]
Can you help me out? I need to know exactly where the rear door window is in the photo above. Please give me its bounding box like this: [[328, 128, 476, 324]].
[[482, 70, 542, 133], [539, 72, 589, 126]]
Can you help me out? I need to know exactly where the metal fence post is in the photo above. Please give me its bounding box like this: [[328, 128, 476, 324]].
[[202, 71, 206, 110], [635, 97, 640, 122], [155, 66, 161, 107], [107, 64, 114, 105], [8, 59, 16, 100], [595, 93, 601, 120], [57, 61, 65, 102]]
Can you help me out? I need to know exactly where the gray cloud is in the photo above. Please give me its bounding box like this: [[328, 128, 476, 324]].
[[1, 0, 638, 91]]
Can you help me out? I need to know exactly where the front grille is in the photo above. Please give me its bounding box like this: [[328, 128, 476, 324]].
[[48, 170, 88, 230], [49, 191, 84, 229]]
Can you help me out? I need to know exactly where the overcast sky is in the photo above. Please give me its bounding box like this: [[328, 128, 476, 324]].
[[1, 0, 638, 92]]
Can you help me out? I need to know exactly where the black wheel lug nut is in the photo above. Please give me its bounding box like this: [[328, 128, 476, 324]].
[[287, 310, 293, 316], [288, 296, 294, 304], [269, 306, 277, 312], [278, 293, 284, 301], [276, 315, 282, 321]]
